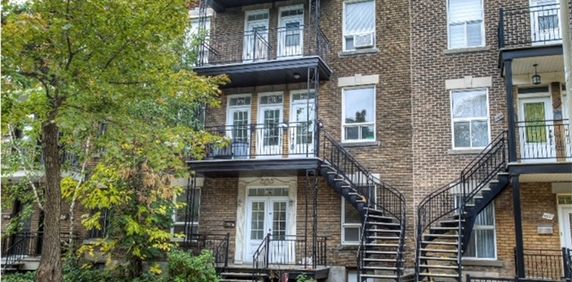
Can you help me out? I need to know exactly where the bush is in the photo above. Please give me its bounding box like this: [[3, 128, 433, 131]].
[[168, 250, 220, 282], [1, 272, 35, 282]]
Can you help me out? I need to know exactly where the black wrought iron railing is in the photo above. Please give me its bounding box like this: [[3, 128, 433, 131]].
[[1, 232, 79, 270], [178, 233, 230, 269], [515, 119, 571, 161], [319, 129, 406, 279], [499, 4, 562, 49], [252, 234, 327, 281], [195, 25, 330, 67], [564, 248, 572, 281], [516, 248, 568, 281], [202, 122, 317, 160], [416, 132, 507, 278]]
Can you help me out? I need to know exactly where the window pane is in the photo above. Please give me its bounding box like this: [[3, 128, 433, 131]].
[[344, 202, 361, 224], [344, 227, 360, 242], [539, 14, 558, 31], [250, 202, 265, 240], [449, 23, 465, 49], [475, 204, 494, 225], [344, 0, 375, 34], [449, 0, 482, 22], [344, 87, 375, 123], [476, 229, 495, 258], [361, 125, 375, 141], [466, 21, 482, 47], [452, 91, 487, 118], [454, 121, 471, 147], [471, 120, 488, 147], [345, 126, 359, 140], [345, 37, 355, 50], [272, 202, 287, 240], [464, 232, 476, 257]]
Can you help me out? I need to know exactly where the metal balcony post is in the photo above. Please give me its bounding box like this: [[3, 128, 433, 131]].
[[512, 175, 525, 278], [505, 59, 517, 162], [253, 29, 257, 62], [498, 8, 505, 49]]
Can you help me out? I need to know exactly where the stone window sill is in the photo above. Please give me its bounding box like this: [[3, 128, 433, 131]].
[[342, 141, 380, 148], [448, 149, 482, 155], [339, 48, 380, 57], [444, 46, 491, 55], [337, 244, 359, 251], [462, 259, 504, 268]]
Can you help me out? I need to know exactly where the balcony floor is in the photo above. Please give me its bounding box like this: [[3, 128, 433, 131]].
[[188, 157, 321, 174], [194, 56, 332, 88]]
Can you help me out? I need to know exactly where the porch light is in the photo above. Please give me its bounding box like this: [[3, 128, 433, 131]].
[[531, 64, 541, 85], [293, 72, 301, 80]]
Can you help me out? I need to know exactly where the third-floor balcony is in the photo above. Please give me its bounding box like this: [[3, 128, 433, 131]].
[[194, 25, 332, 87], [499, 3, 563, 49]]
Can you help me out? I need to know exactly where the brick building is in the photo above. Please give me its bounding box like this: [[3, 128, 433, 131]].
[[2, 0, 571, 281]]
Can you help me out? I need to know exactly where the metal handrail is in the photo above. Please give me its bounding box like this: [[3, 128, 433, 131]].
[[498, 3, 562, 49]]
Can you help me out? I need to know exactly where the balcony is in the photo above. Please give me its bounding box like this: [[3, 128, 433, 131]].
[[189, 122, 320, 172], [499, 4, 563, 50], [204, 0, 291, 12], [194, 25, 332, 87], [514, 119, 571, 162]]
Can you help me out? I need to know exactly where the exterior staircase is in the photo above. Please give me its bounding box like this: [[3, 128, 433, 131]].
[[319, 129, 407, 281], [415, 132, 510, 281]]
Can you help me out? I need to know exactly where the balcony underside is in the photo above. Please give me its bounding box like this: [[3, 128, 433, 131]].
[[509, 161, 572, 177], [500, 44, 562, 73], [205, 0, 289, 12], [194, 56, 332, 88], [188, 157, 321, 174]]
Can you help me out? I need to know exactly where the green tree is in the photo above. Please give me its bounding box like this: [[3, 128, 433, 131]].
[[1, 0, 226, 281]]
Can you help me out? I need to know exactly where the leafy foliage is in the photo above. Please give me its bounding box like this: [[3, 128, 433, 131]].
[[168, 250, 220, 282]]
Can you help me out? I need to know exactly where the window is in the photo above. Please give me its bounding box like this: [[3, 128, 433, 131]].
[[342, 198, 361, 244], [451, 89, 489, 149], [343, 0, 375, 51], [342, 86, 376, 142], [172, 187, 201, 239], [464, 204, 496, 259], [448, 0, 484, 49]]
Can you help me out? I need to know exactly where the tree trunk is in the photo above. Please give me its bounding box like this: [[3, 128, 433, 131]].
[[36, 119, 63, 282]]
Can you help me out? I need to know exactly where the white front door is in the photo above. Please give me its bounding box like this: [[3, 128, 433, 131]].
[[530, 0, 561, 45], [518, 96, 555, 161], [227, 95, 252, 159], [244, 10, 269, 62], [277, 6, 304, 58], [244, 193, 292, 263], [559, 206, 572, 249], [257, 93, 284, 158], [289, 92, 315, 157]]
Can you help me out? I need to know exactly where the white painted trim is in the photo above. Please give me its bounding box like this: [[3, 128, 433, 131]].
[[446, 0, 486, 49], [557, 193, 572, 248], [226, 94, 252, 127], [445, 76, 492, 90], [342, 0, 376, 52], [189, 7, 214, 18], [449, 88, 491, 150], [338, 74, 380, 87]]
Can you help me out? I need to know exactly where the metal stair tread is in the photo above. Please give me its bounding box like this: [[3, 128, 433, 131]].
[[419, 256, 457, 261], [363, 258, 403, 262], [418, 272, 459, 278], [420, 248, 458, 253], [361, 266, 401, 271], [360, 274, 399, 279], [422, 240, 458, 245], [419, 264, 459, 269]]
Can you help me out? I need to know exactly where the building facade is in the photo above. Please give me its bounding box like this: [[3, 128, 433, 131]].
[[2, 0, 571, 281]]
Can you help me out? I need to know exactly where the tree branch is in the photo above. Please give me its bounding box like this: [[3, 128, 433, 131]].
[[68, 135, 92, 250], [7, 125, 45, 211]]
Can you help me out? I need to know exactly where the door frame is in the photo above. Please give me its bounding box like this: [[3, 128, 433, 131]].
[[289, 90, 315, 157], [257, 92, 284, 158], [243, 9, 270, 62], [517, 92, 555, 161], [226, 94, 252, 159], [277, 4, 305, 58], [557, 196, 572, 248], [243, 186, 294, 263]]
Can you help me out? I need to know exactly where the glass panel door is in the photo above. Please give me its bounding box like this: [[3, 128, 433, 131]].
[[245, 200, 266, 262], [559, 207, 572, 249], [290, 95, 315, 157], [243, 11, 269, 62], [278, 6, 304, 58], [530, 0, 561, 45], [518, 97, 555, 160], [257, 94, 283, 158]]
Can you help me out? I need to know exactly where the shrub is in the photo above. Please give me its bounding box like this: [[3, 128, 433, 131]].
[[168, 250, 220, 282], [1, 272, 35, 282]]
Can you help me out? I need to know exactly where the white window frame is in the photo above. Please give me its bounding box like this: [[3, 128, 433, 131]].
[[342, 0, 376, 51], [171, 187, 201, 241], [341, 85, 377, 143], [341, 198, 361, 245], [463, 203, 497, 260], [447, 0, 485, 49], [187, 15, 212, 66], [450, 88, 491, 150]]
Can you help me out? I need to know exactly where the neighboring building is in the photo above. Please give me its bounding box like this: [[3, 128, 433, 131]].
[[2, 0, 572, 281]]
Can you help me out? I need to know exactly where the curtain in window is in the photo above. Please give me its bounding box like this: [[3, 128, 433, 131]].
[[345, 0, 375, 34], [449, 0, 482, 23]]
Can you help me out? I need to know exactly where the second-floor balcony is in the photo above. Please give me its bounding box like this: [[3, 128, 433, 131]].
[[499, 3, 563, 49], [515, 119, 571, 162], [194, 25, 332, 87]]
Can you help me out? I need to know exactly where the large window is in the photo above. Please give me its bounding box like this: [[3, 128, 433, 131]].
[[451, 89, 489, 149], [343, 0, 375, 51], [342, 198, 362, 245], [464, 204, 496, 259], [342, 86, 376, 142], [185, 17, 211, 65], [448, 0, 484, 49], [172, 187, 201, 239]]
